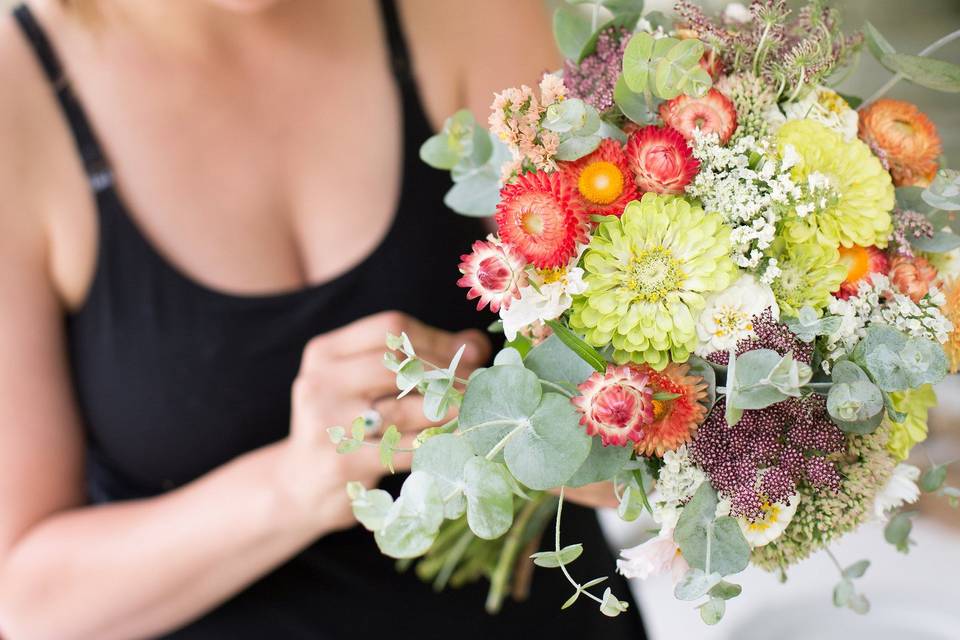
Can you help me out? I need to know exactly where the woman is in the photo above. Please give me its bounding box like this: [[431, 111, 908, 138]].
[[0, 1, 645, 638]]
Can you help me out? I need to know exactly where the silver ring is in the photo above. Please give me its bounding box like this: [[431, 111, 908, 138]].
[[360, 408, 383, 435]]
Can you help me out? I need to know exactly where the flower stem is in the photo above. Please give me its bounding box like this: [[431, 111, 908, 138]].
[[486, 423, 527, 460], [486, 492, 549, 613], [555, 488, 605, 606], [539, 379, 575, 398]]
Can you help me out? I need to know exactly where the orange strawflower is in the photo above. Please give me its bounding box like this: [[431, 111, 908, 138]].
[[941, 278, 960, 373], [632, 362, 707, 457], [858, 99, 942, 187], [889, 254, 940, 302], [836, 245, 889, 299]]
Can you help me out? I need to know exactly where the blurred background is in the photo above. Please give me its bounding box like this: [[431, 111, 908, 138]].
[[1, 0, 956, 638]]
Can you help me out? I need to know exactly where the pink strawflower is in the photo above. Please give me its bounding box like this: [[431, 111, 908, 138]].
[[456, 240, 527, 313], [573, 365, 654, 447]]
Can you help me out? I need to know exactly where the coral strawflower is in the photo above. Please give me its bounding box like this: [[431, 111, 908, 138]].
[[836, 245, 890, 300], [859, 98, 942, 188], [633, 362, 708, 457], [889, 254, 940, 303], [495, 170, 589, 269], [624, 126, 700, 195], [573, 365, 654, 447], [456, 239, 528, 313], [941, 278, 960, 373], [562, 138, 638, 217], [658, 88, 738, 145]]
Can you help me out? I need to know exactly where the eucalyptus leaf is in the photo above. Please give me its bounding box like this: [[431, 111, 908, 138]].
[[375, 472, 444, 559], [699, 597, 726, 625], [614, 74, 653, 124], [419, 134, 461, 171], [525, 335, 596, 388], [881, 53, 960, 93], [923, 169, 960, 211], [459, 365, 542, 457], [599, 587, 629, 617], [554, 6, 594, 61], [530, 543, 584, 568], [674, 567, 722, 601], [326, 426, 346, 445], [616, 485, 644, 522], [910, 229, 960, 253], [462, 457, 515, 539], [622, 31, 657, 93], [504, 393, 593, 490], [379, 425, 401, 473], [920, 464, 948, 492], [864, 21, 897, 68], [443, 167, 502, 218], [411, 433, 474, 514], [686, 355, 717, 410], [883, 511, 915, 554], [842, 559, 871, 580], [351, 487, 395, 532], [654, 38, 710, 99], [674, 483, 750, 577], [493, 347, 524, 367], [709, 580, 743, 600], [556, 134, 603, 161], [566, 434, 633, 487]]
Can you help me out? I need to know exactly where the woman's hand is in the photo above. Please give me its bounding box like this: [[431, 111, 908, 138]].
[[555, 483, 620, 510], [276, 311, 491, 535]]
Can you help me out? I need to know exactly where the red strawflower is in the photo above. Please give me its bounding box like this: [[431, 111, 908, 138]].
[[633, 362, 708, 457], [495, 170, 589, 269], [573, 365, 654, 447], [561, 138, 638, 217], [658, 88, 738, 145], [624, 126, 700, 195], [456, 240, 527, 313], [836, 245, 890, 300]]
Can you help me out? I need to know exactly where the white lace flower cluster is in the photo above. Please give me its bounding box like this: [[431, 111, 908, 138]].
[[652, 445, 706, 529], [686, 132, 799, 280], [823, 274, 953, 371]]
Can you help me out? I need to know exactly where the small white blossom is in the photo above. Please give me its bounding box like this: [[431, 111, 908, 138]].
[[874, 463, 921, 521], [499, 248, 587, 341], [651, 445, 705, 530], [782, 87, 859, 141], [737, 493, 800, 547], [695, 275, 779, 356]]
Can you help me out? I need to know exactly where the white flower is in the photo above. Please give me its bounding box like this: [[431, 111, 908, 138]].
[[695, 274, 779, 356], [499, 252, 587, 341], [782, 86, 859, 140], [738, 493, 800, 547], [651, 445, 705, 529], [617, 527, 688, 582], [874, 463, 921, 520]]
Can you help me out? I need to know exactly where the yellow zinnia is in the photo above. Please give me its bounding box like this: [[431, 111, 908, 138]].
[[776, 119, 894, 249]]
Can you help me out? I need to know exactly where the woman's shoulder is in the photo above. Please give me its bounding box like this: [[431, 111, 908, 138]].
[[403, 0, 561, 124]]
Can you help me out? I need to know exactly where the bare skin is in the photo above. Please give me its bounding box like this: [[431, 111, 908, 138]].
[[0, 1, 613, 638]]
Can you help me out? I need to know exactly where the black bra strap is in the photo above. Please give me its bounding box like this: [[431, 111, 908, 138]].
[[12, 3, 114, 193], [377, 0, 414, 83]]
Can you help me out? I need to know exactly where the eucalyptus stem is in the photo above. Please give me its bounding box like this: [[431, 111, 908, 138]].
[[862, 28, 960, 106], [485, 493, 548, 613], [458, 418, 523, 436], [486, 423, 527, 460], [555, 488, 605, 606], [824, 547, 844, 574], [539, 379, 575, 398], [356, 440, 415, 453], [435, 528, 476, 592]]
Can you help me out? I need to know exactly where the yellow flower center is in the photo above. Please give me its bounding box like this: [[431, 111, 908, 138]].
[[746, 501, 781, 532], [650, 398, 668, 421], [625, 246, 686, 302], [817, 89, 849, 116], [578, 161, 624, 205], [521, 209, 545, 236], [538, 267, 567, 285], [711, 305, 752, 338]]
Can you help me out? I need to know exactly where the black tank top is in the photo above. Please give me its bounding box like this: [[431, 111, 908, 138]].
[[13, 3, 645, 638]]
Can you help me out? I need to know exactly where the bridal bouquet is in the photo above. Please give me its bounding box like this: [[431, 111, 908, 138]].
[[332, 0, 960, 625]]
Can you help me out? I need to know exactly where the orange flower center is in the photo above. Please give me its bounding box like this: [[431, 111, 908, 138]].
[[838, 245, 870, 285], [650, 398, 668, 421], [578, 161, 624, 205]]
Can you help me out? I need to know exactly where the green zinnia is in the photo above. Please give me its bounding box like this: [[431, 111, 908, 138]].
[[768, 238, 846, 316], [776, 119, 895, 249], [887, 384, 936, 460], [569, 193, 737, 370]]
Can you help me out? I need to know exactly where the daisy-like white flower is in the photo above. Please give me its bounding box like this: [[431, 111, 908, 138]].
[[695, 274, 779, 356], [456, 239, 527, 313], [495, 171, 589, 269], [782, 85, 859, 141], [874, 463, 921, 520], [737, 492, 800, 548], [572, 365, 654, 447], [500, 251, 588, 341], [658, 88, 738, 145], [617, 527, 688, 582]]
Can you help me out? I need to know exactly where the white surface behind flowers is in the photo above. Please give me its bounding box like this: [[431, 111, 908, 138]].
[[599, 510, 960, 640]]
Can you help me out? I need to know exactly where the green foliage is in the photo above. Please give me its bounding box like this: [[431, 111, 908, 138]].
[[524, 335, 596, 388], [864, 21, 897, 71], [699, 597, 726, 625], [412, 434, 474, 519], [827, 377, 884, 434], [545, 320, 608, 372], [923, 169, 960, 212], [614, 74, 656, 125], [674, 568, 722, 601], [686, 355, 717, 410], [566, 435, 633, 487], [920, 464, 948, 493], [379, 425, 401, 473], [542, 98, 605, 162], [347, 483, 394, 532], [622, 32, 711, 101], [884, 511, 916, 554], [785, 306, 842, 343], [674, 483, 750, 577], [599, 587, 631, 617], [851, 325, 947, 393], [503, 393, 593, 490], [530, 543, 584, 568], [374, 472, 445, 559], [463, 457, 515, 539], [881, 53, 960, 93], [726, 349, 812, 416], [459, 365, 542, 457], [553, 6, 595, 62]]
